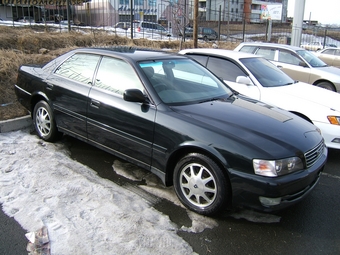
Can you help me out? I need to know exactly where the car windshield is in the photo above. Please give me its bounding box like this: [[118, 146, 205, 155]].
[[240, 57, 295, 87], [139, 58, 233, 105], [296, 50, 328, 67]]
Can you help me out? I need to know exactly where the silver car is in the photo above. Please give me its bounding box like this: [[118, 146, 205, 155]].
[[315, 48, 340, 68], [234, 42, 340, 92]]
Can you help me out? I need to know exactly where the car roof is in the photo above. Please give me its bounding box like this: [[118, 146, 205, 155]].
[[69, 47, 184, 62], [238, 42, 304, 51], [180, 48, 261, 59]]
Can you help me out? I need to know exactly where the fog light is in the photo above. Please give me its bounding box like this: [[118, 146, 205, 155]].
[[331, 138, 340, 143], [259, 196, 281, 206]]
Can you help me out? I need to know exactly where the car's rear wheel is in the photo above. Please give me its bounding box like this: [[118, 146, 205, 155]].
[[173, 153, 229, 215], [316, 81, 335, 91], [33, 101, 62, 142]]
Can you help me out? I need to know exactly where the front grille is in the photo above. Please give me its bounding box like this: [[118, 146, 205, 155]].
[[304, 140, 325, 168]]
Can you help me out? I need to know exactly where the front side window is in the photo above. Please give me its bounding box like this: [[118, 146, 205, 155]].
[[322, 49, 336, 55], [55, 53, 100, 84], [157, 24, 165, 31], [94, 56, 144, 95], [278, 50, 301, 65], [240, 57, 294, 87], [297, 50, 327, 67]]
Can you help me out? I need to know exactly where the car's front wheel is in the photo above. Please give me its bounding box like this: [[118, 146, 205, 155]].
[[316, 81, 335, 91], [33, 101, 62, 142], [173, 153, 230, 215]]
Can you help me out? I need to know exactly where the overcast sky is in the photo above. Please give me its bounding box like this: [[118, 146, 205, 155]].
[[288, 0, 340, 25]]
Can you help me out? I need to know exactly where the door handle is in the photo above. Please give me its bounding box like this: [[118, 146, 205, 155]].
[[90, 99, 100, 108], [46, 83, 54, 90]]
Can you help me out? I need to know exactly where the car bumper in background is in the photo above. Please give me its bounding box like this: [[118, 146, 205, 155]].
[[315, 121, 340, 149]]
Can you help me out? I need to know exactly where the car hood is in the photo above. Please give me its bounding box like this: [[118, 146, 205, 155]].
[[267, 82, 340, 111], [172, 96, 322, 159], [314, 65, 340, 81]]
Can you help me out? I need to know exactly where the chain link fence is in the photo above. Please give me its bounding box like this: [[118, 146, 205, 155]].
[[1, 1, 340, 48]]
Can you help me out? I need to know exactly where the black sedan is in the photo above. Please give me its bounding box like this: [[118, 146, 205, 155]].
[[14, 47, 327, 215]]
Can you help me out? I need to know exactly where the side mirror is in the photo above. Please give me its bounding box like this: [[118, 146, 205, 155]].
[[123, 89, 147, 103], [299, 61, 308, 67], [236, 76, 253, 85]]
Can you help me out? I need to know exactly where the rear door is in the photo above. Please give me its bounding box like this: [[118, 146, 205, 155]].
[[87, 56, 156, 168], [45, 53, 101, 140]]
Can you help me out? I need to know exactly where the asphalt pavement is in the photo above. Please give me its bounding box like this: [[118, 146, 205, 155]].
[[1, 116, 340, 254]]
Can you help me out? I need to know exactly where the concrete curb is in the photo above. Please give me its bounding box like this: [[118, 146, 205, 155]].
[[0, 115, 33, 133]]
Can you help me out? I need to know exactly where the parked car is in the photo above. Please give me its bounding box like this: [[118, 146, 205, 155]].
[[178, 27, 217, 40], [15, 16, 35, 23], [114, 21, 133, 30], [326, 43, 338, 48], [198, 27, 218, 41], [129, 21, 171, 37], [234, 42, 340, 92], [315, 48, 340, 68], [179, 48, 340, 150], [301, 41, 325, 51], [178, 26, 194, 37], [14, 47, 326, 215]]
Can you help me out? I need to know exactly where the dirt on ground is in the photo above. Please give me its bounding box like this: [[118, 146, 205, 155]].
[[0, 25, 237, 121]]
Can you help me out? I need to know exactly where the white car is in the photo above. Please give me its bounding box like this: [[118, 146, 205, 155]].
[[234, 42, 340, 92], [179, 48, 340, 149]]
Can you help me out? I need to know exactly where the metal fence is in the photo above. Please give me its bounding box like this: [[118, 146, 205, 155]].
[[1, 1, 340, 48]]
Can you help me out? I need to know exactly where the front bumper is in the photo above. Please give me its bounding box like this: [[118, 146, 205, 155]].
[[314, 121, 340, 150], [229, 146, 327, 212]]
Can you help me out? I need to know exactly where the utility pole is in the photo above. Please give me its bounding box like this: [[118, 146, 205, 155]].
[[193, 0, 198, 48], [291, 0, 306, 46], [130, 0, 134, 39]]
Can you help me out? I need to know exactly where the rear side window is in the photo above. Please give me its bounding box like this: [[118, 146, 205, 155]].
[[206, 57, 246, 82], [55, 53, 100, 84], [256, 48, 275, 61], [238, 46, 257, 54], [186, 55, 209, 66]]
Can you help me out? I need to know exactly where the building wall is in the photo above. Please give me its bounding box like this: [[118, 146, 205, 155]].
[[206, 0, 287, 23]]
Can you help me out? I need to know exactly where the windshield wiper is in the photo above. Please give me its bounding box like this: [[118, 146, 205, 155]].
[[199, 96, 232, 104]]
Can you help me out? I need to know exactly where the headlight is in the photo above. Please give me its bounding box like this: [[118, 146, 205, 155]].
[[253, 157, 303, 177], [327, 116, 340, 125]]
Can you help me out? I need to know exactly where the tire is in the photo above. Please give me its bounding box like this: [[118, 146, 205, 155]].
[[315, 81, 335, 91], [33, 101, 62, 142], [173, 153, 229, 215]]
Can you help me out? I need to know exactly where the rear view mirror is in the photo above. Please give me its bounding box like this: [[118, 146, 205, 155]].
[[299, 61, 308, 67], [236, 76, 253, 85]]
